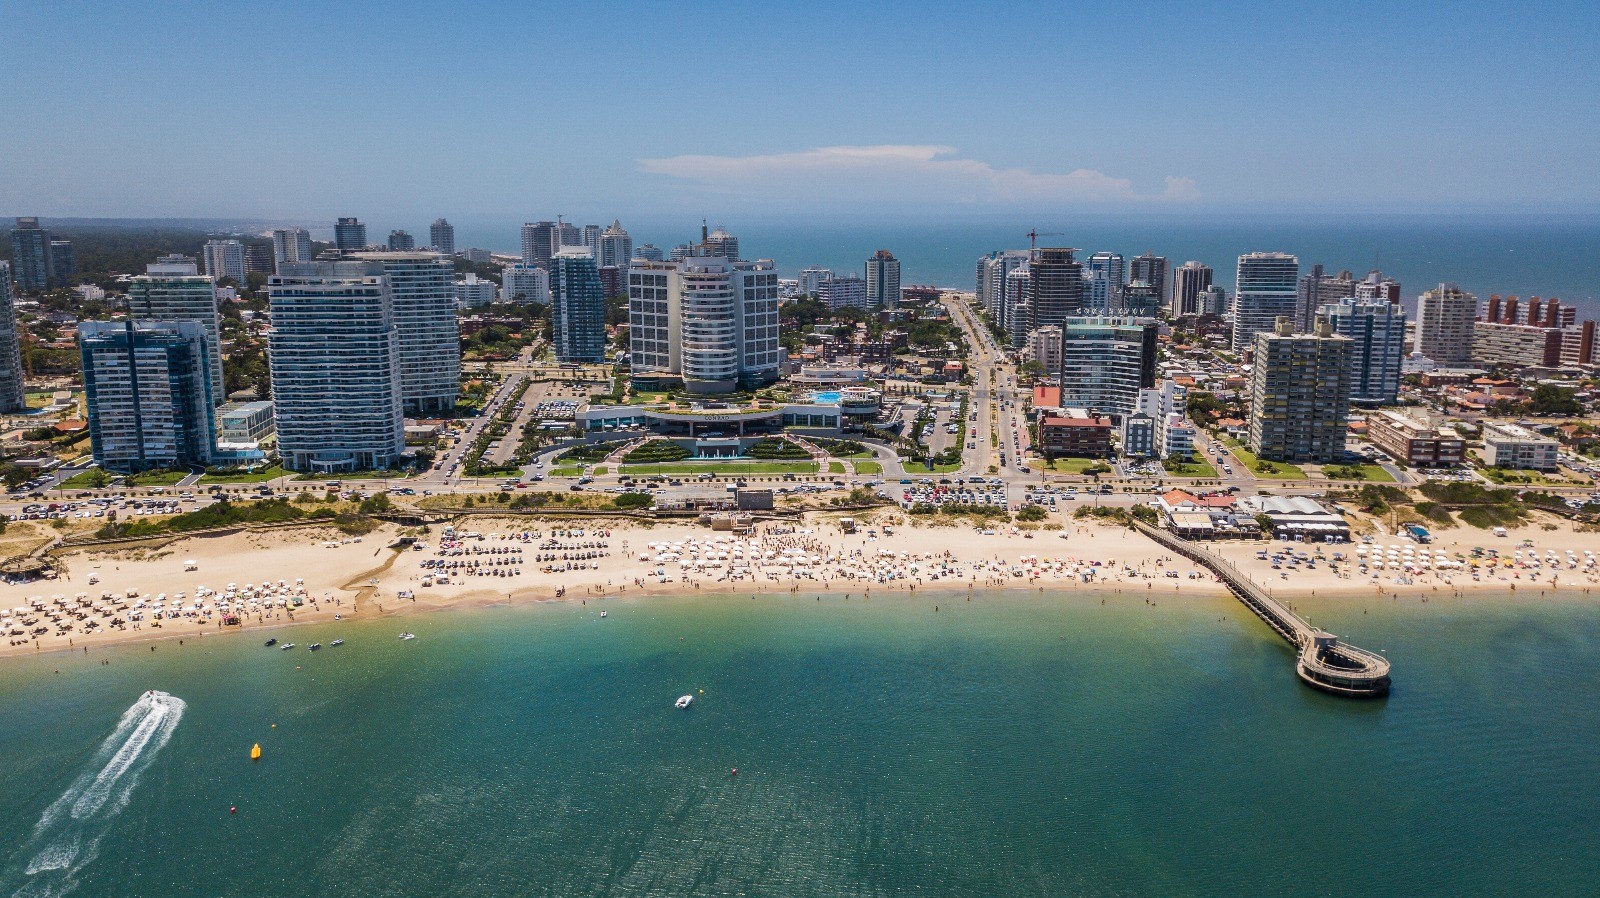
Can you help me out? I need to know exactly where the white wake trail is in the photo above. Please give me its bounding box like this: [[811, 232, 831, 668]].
[[3, 691, 185, 898]]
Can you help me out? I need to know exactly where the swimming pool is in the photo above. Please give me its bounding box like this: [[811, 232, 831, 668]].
[[810, 391, 842, 403]]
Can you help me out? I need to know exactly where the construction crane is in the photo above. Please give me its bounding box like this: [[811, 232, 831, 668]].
[[1026, 230, 1064, 256]]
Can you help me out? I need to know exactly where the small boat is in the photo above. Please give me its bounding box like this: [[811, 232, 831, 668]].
[[250, 743, 262, 761], [264, 638, 277, 647], [599, 610, 608, 618], [675, 695, 693, 709], [399, 632, 416, 640], [308, 643, 321, 651], [281, 643, 295, 650], [330, 639, 344, 647]]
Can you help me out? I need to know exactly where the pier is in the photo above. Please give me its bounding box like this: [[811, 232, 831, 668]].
[[1134, 523, 1392, 697]]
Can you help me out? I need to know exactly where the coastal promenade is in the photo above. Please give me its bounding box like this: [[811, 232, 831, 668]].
[[1133, 522, 1392, 697]]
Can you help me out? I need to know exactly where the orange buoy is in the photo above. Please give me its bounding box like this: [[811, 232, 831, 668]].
[[250, 743, 262, 761]]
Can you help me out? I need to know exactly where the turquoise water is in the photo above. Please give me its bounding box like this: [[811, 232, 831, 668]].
[[1, 590, 1598, 896], [810, 390, 843, 403]]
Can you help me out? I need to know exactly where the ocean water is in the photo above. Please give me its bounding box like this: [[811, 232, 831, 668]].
[[1, 589, 1597, 897], [440, 213, 1600, 317]]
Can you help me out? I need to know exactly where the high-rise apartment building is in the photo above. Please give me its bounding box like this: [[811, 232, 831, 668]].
[[817, 275, 867, 310], [1294, 264, 1355, 331], [50, 240, 75, 287], [79, 320, 217, 472], [581, 224, 602, 256], [272, 227, 314, 270], [0, 264, 24, 411], [9, 217, 55, 292], [430, 218, 455, 254], [1121, 280, 1161, 317], [1318, 298, 1406, 405], [268, 261, 406, 472], [635, 244, 665, 262], [126, 255, 225, 408], [1354, 269, 1401, 305], [334, 217, 368, 251], [203, 239, 247, 284], [798, 266, 834, 297], [1248, 317, 1352, 462], [1057, 316, 1158, 419], [387, 230, 416, 251], [866, 249, 901, 309], [1231, 252, 1300, 353], [244, 243, 274, 276], [1129, 252, 1170, 310], [1414, 283, 1477, 364], [344, 252, 460, 415], [455, 274, 498, 309], [549, 248, 607, 364], [598, 220, 633, 271], [976, 250, 1030, 331], [1201, 285, 1229, 318], [701, 227, 739, 261], [1171, 261, 1213, 317], [521, 222, 553, 264], [1085, 252, 1125, 313], [627, 256, 781, 393], [500, 263, 551, 305], [1004, 268, 1032, 348], [1028, 248, 1085, 331]]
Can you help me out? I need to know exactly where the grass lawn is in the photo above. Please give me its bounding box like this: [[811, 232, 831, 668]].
[[200, 465, 291, 484], [1321, 463, 1395, 483], [827, 461, 846, 474], [58, 469, 112, 489], [550, 466, 584, 477], [1050, 457, 1111, 475], [1162, 457, 1218, 478], [593, 466, 609, 476], [1477, 466, 1567, 486], [1224, 441, 1306, 479], [853, 461, 883, 475], [620, 461, 819, 476], [126, 469, 190, 486]]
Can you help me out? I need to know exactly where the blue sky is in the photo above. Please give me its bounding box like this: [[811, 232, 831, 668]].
[[1, 0, 1596, 220]]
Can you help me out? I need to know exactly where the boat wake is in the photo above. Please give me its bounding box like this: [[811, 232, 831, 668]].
[[1, 691, 185, 898]]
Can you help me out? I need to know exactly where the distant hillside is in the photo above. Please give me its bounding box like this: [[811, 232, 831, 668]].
[[0, 220, 283, 286]]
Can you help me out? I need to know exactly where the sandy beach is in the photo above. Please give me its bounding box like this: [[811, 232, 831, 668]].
[[3, 512, 1597, 659]]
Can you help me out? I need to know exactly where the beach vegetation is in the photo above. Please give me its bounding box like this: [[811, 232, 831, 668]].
[[613, 492, 653, 510], [1016, 505, 1049, 522]]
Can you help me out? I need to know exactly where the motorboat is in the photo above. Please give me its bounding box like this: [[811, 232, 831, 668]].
[[308, 643, 321, 651], [280, 643, 295, 650], [264, 638, 277, 647], [330, 639, 344, 647], [399, 632, 416, 640], [675, 694, 693, 709], [599, 610, 608, 618]]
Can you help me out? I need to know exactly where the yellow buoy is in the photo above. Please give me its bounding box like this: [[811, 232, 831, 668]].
[[250, 743, 262, 761]]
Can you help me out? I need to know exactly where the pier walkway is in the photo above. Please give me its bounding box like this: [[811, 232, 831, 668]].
[[1134, 523, 1392, 697]]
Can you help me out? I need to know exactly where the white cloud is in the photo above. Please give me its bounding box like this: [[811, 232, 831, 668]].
[[638, 145, 1197, 204]]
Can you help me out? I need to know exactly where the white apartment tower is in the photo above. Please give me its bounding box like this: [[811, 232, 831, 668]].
[[202, 239, 247, 284], [272, 228, 314, 271], [1414, 283, 1477, 364], [267, 261, 406, 472], [1231, 252, 1300, 353], [500, 263, 551, 305], [598, 220, 633, 270], [627, 256, 782, 394], [126, 255, 225, 408], [866, 250, 901, 308], [345, 252, 461, 415]]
